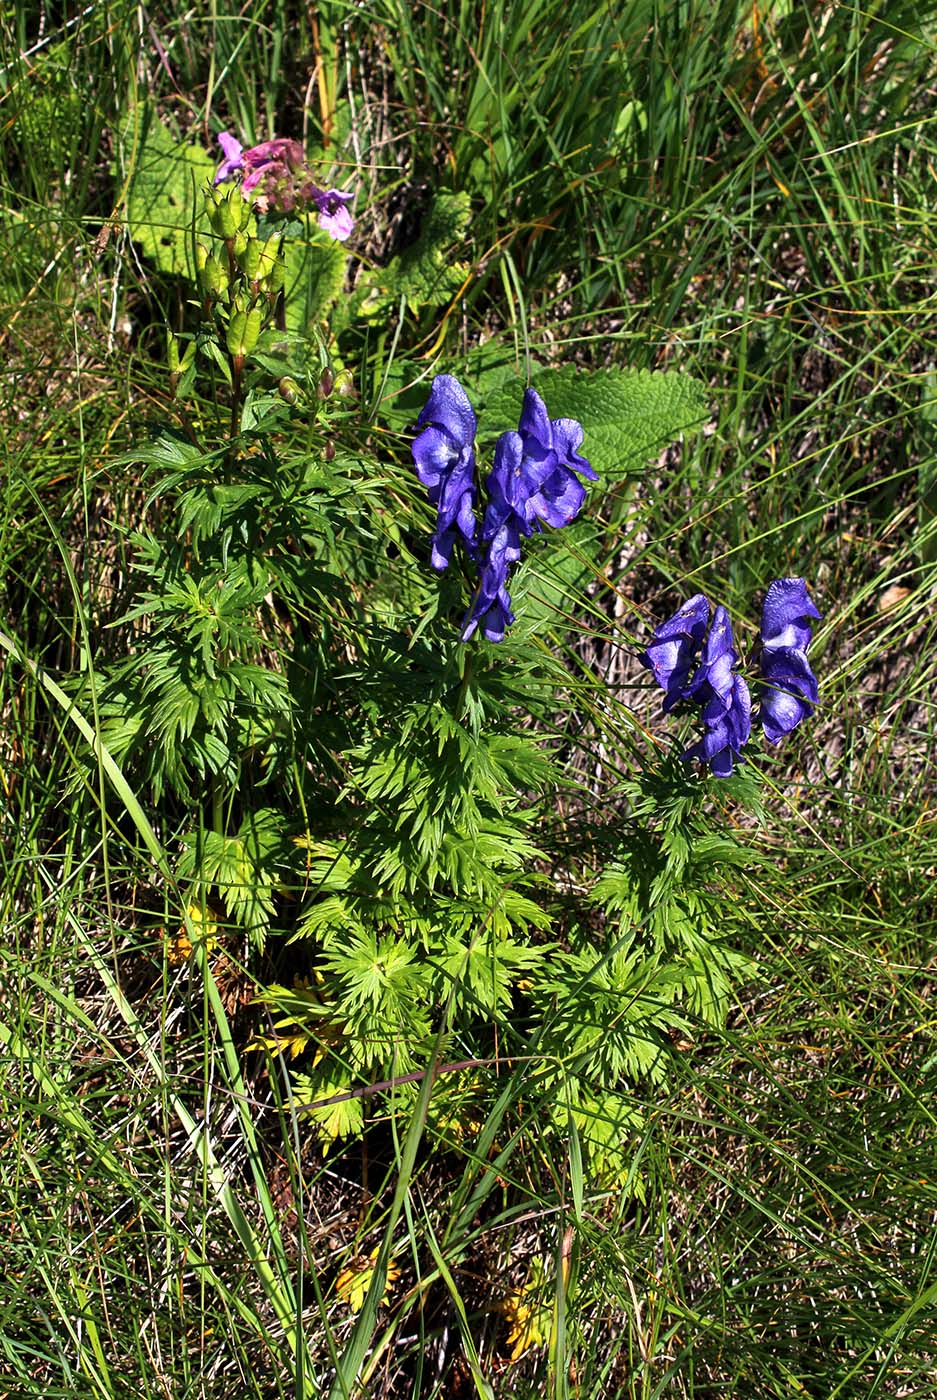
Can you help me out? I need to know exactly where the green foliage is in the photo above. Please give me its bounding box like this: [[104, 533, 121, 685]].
[[915, 372, 937, 565], [544, 937, 688, 1088], [593, 759, 759, 1020], [358, 191, 472, 316], [12, 43, 83, 175], [94, 539, 292, 800], [121, 107, 214, 278], [347, 702, 555, 894], [480, 363, 710, 479], [179, 809, 293, 946], [8, 1, 937, 1396], [280, 218, 348, 334]]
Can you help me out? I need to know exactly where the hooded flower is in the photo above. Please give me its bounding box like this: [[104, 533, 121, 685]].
[[760, 646, 819, 743], [640, 593, 711, 712], [461, 432, 524, 641], [512, 388, 597, 530], [682, 605, 752, 776], [759, 577, 821, 742], [412, 375, 478, 571], [760, 577, 821, 651], [683, 673, 753, 777], [461, 393, 595, 642], [460, 517, 520, 642]]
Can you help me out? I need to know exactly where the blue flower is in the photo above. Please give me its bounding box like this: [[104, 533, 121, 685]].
[[412, 376, 478, 571], [461, 432, 525, 641], [759, 577, 821, 742], [412, 381, 593, 641], [460, 518, 520, 642], [461, 393, 595, 642], [640, 593, 711, 712], [682, 605, 752, 776], [760, 646, 819, 743], [514, 388, 597, 529], [760, 576, 821, 651], [683, 674, 752, 777]]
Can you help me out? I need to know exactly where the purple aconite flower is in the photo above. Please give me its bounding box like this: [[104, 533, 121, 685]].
[[214, 132, 244, 185], [683, 605, 752, 777], [758, 577, 821, 742], [460, 517, 520, 642], [760, 577, 821, 651], [760, 646, 819, 743], [462, 392, 595, 642], [514, 388, 597, 529], [640, 593, 711, 712], [461, 432, 525, 642], [412, 375, 478, 572], [684, 673, 752, 777]]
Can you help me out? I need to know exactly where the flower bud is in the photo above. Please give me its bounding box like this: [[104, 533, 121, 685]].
[[278, 376, 300, 404], [198, 252, 230, 301], [317, 366, 334, 399], [226, 302, 263, 358], [324, 438, 335, 462], [266, 248, 287, 294], [168, 336, 195, 397], [167, 329, 181, 375], [237, 236, 263, 280], [257, 235, 280, 281], [207, 185, 244, 240]]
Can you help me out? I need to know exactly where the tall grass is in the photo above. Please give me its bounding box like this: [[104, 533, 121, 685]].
[[1, 1, 936, 1396]]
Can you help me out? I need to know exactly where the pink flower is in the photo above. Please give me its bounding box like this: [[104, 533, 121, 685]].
[[240, 138, 304, 194], [213, 133, 355, 240], [312, 188, 355, 241], [213, 132, 243, 185]]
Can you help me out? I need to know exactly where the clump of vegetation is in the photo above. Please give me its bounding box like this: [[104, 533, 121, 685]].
[[1, 2, 936, 1397]]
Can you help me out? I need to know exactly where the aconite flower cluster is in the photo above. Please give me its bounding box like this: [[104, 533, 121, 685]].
[[641, 579, 821, 776], [411, 375, 596, 642]]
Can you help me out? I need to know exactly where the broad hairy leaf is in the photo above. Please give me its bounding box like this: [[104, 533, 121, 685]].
[[480, 363, 709, 479], [121, 106, 214, 278]]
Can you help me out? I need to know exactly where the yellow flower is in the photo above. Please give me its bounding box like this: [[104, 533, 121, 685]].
[[335, 1247, 400, 1314], [165, 905, 219, 965], [499, 1259, 554, 1362]]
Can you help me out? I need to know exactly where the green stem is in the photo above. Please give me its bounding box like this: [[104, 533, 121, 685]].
[[228, 355, 243, 454], [211, 773, 224, 838], [454, 648, 474, 723]]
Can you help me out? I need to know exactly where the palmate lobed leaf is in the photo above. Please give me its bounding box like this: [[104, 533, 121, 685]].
[[293, 1064, 365, 1144], [178, 809, 293, 945], [352, 191, 472, 320]]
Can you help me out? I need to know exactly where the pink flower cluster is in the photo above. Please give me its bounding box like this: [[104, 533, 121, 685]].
[[213, 133, 354, 242]]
